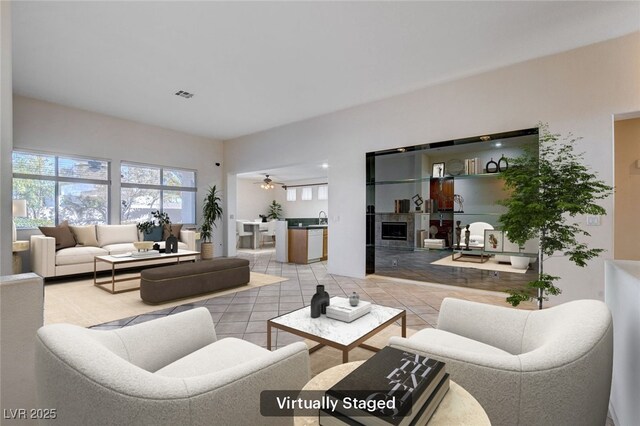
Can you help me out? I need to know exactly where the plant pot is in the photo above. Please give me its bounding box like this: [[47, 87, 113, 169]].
[[201, 242, 214, 260], [510, 256, 530, 270]]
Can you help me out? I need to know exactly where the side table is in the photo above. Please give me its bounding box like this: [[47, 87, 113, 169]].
[[12, 240, 29, 274], [294, 361, 490, 426]]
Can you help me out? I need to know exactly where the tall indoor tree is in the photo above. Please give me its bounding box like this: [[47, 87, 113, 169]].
[[200, 185, 223, 260], [499, 123, 612, 309]]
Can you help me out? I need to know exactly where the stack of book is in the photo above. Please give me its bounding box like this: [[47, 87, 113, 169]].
[[130, 250, 161, 258], [325, 298, 372, 323], [320, 347, 449, 426], [464, 158, 479, 175]]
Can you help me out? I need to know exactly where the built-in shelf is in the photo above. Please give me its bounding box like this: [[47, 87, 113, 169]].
[[367, 173, 502, 186], [454, 212, 502, 216]]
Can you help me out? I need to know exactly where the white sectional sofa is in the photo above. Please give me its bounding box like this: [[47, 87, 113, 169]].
[[31, 224, 196, 278]]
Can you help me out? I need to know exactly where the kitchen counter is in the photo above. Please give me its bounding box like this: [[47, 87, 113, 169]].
[[287, 224, 328, 229]]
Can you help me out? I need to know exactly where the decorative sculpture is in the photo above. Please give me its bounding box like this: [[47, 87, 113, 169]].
[[464, 224, 471, 250], [310, 285, 330, 318]]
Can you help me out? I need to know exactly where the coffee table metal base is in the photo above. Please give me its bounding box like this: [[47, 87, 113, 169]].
[[452, 250, 488, 263], [267, 311, 406, 363], [93, 252, 198, 294]]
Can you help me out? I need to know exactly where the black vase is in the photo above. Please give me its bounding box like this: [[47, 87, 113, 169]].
[[310, 285, 330, 318], [166, 235, 179, 253]]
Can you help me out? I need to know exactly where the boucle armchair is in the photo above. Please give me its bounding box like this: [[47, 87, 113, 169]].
[[35, 307, 310, 426], [389, 298, 613, 426]]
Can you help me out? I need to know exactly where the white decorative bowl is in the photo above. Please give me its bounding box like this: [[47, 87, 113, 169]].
[[133, 241, 155, 251]]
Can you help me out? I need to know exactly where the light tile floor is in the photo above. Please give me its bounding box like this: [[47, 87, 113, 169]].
[[92, 248, 533, 351]]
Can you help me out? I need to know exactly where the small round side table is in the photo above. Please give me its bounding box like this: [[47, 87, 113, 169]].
[[12, 240, 29, 274], [294, 360, 490, 426]]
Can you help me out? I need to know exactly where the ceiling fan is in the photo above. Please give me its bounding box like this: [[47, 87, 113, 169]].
[[255, 174, 284, 190]]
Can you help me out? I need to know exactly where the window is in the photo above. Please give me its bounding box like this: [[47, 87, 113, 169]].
[[120, 162, 196, 224], [318, 185, 328, 200], [301, 187, 313, 201], [286, 188, 297, 201], [12, 151, 110, 227]]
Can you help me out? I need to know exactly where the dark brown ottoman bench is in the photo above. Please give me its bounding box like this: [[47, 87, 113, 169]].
[[140, 258, 250, 304]]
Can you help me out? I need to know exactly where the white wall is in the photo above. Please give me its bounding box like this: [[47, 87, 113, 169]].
[[12, 96, 225, 254], [236, 177, 279, 221], [0, 1, 13, 275], [224, 33, 640, 304], [278, 178, 328, 218]]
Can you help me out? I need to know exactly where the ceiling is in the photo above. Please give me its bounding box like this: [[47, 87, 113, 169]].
[[237, 162, 329, 184], [12, 1, 640, 141]]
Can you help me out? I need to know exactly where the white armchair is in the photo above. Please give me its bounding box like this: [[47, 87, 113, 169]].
[[261, 220, 277, 247], [36, 308, 310, 426], [389, 298, 613, 426], [236, 220, 253, 248]]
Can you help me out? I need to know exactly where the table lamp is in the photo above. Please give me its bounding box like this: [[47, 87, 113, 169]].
[[12, 200, 27, 242]]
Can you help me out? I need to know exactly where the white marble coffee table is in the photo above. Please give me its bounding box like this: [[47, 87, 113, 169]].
[[267, 297, 406, 362]]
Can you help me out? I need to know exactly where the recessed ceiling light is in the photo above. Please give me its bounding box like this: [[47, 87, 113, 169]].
[[480, 136, 491, 141], [175, 90, 194, 99], [321, 163, 329, 169], [397, 148, 406, 152]]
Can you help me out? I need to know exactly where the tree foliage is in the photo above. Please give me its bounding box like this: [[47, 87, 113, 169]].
[[499, 124, 612, 308]]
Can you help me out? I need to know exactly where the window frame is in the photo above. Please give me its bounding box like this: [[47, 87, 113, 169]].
[[301, 187, 313, 201], [12, 149, 112, 227], [120, 161, 197, 225]]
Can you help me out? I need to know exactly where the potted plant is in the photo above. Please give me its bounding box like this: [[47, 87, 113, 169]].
[[498, 123, 612, 309], [136, 210, 171, 241], [267, 200, 283, 220], [200, 185, 223, 260]]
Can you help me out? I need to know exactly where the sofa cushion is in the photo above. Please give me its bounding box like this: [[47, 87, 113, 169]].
[[163, 224, 183, 240], [408, 328, 513, 357], [102, 243, 137, 255], [69, 225, 99, 247], [56, 246, 109, 265], [39, 220, 77, 251], [96, 224, 138, 247], [154, 337, 270, 378]]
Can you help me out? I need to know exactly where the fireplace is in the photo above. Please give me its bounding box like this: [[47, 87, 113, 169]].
[[381, 222, 408, 240]]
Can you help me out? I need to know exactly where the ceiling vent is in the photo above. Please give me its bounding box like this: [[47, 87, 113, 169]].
[[175, 90, 194, 99]]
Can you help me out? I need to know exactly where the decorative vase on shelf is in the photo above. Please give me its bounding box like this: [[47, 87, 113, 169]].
[[349, 292, 360, 306], [310, 285, 330, 318], [498, 155, 509, 172]]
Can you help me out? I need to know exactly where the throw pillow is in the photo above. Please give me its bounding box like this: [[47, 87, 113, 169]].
[[163, 224, 183, 240], [143, 226, 164, 242], [39, 220, 77, 251], [69, 225, 99, 247]]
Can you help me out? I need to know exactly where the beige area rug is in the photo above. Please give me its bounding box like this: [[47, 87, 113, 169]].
[[305, 324, 419, 377], [44, 272, 287, 327], [431, 255, 529, 274]]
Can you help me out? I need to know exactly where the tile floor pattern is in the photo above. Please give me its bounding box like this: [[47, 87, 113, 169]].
[[91, 248, 526, 352]]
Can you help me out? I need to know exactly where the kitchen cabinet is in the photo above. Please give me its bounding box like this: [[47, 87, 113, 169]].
[[288, 226, 328, 264], [288, 229, 308, 264], [322, 228, 328, 260]]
